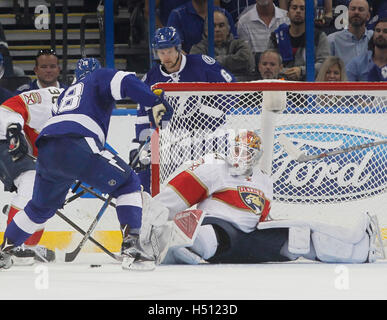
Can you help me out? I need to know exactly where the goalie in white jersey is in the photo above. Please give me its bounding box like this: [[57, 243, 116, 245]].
[[153, 130, 384, 264]]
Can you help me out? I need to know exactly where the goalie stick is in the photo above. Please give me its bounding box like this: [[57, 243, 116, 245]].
[[278, 134, 387, 163]]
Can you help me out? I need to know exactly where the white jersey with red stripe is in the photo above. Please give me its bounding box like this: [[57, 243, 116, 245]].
[[155, 153, 273, 233], [0, 87, 63, 156]]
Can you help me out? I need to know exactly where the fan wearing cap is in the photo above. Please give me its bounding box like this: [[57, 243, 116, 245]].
[[15, 49, 68, 94], [132, 26, 236, 193]]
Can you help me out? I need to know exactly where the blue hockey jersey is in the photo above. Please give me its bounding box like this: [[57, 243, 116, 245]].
[[136, 54, 235, 141], [38, 68, 162, 146]]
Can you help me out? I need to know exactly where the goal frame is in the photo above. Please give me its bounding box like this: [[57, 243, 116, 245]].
[[151, 81, 387, 196]]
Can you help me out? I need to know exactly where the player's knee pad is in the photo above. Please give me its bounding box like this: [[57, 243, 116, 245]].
[[190, 224, 218, 260], [111, 169, 142, 198], [24, 201, 56, 224]]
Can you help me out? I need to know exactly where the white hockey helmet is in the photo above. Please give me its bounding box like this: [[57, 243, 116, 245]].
[[226, 130, 263, 176]]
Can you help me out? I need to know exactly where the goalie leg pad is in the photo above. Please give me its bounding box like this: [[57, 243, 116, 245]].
[[190, 224, 218, 260], [311, 231, 369, 263], [260, 212, 376, 263]]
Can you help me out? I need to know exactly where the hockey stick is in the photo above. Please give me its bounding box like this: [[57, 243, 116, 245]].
[[64, 194, 114, 262], [64, 139, 151, 262], [55, 210, 122, 262], [278, 134, 387, 163]]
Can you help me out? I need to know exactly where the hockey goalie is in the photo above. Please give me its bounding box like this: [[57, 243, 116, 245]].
[[141, 130, 384, 265]]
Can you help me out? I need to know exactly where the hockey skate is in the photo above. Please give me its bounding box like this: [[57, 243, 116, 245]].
[[366, 213, 385, 263], [32, 245, 56, 263], [12, 244, 35, 266], [0, 238, 15, 269], [121, 232, 155, 271]]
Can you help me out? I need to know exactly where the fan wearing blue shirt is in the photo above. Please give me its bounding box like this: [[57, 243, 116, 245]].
[[167, 0, 237, 53]]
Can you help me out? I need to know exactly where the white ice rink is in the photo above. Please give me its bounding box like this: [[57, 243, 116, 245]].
[[1, 253, 387, 300]]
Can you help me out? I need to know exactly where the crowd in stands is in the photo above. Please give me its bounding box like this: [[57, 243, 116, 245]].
[[0, 0, 386, 100], [144, 0, 386, 82]]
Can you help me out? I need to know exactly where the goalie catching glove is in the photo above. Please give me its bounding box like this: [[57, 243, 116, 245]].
[[6, 123, 29, 162], [148, 89, 173, 129]]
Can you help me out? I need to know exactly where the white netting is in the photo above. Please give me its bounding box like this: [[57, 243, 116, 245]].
[[153, 81, 387, 240]]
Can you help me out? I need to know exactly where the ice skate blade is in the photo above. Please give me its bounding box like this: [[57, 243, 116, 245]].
[[12, 256, 35, 266]]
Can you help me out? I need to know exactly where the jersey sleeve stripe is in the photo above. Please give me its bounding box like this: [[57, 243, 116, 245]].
[[110, 71, 136, 100], [167, 170, 208, 207], [1, 96, 29, 123], [212, 189, 251, 211]]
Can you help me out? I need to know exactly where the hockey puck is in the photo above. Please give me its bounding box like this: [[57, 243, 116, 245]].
[[90, 264, 101, 268]]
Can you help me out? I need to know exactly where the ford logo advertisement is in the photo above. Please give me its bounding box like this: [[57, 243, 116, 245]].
[[271, 124, 387, 204]]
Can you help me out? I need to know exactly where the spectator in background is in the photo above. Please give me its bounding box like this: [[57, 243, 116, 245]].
[[346, 15, 387, 81], [0, 21, 23, 77], [328, 0, 372, 66], [190, 9, 255, 75], [0, 54, 14, 104], [268, 0, 330, 80], [315, 55, 348, 81], [367, 0, 387, 29], [16, 49, 68, 94], [237, 0, 289, 63], [167, 0, 237, 53], [220, 0, 256, 23], [257, 49, 284, 79], [145, 0, 192, 27]]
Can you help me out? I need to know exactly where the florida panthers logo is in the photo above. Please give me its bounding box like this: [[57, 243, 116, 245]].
[[238, 186, 265, 214]]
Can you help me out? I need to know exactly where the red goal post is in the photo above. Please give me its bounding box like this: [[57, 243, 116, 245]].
[[150, 81, 387, 241]]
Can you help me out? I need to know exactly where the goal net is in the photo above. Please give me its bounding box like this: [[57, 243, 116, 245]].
[[150, 81, 387, 244]]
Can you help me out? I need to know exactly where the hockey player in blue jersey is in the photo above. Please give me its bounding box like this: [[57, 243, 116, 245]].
[[0, 58, 173, 270], [131, 26, 235, 193]]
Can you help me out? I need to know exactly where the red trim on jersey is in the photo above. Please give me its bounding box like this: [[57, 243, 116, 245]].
[[259, 199, 271, 222], [212, 189, 250, 210], [168, 171, 208, 207], [2, 95, 29, 123], [23, 126, 39, 156]]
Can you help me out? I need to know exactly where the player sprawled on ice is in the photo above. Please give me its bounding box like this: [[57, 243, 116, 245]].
[[0, 86, 63, 264], [143, 130, 385, 264], [0, 57, 173, 270], [132, 26, 235, 193]]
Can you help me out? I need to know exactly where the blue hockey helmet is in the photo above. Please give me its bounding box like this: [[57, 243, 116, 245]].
[[74, 57, 101, 81], [0, 53, 4, 79], [152, 27, 182, 57]]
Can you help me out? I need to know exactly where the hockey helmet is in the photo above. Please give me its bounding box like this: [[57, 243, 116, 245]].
[[152, 27, 182, 58], [74, 57, 101, 81], [227, 130, 263, 176]]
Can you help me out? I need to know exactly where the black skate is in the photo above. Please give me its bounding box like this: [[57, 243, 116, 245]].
[[120, 226, 155, 271]]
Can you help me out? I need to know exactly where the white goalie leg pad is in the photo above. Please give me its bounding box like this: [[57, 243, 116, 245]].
[[139, 191, 169, 245], [258, 212, 375, 263], [162, 224, 217, 264]]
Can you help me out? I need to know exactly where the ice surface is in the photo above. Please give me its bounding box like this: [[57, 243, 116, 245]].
[[1, 253, 387, 300]]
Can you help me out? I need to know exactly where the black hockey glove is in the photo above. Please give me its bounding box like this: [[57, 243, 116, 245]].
[[6, 123, 29, 162]]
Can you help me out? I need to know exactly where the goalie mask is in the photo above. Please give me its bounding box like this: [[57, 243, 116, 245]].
[[226, 130, 263, 176]]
